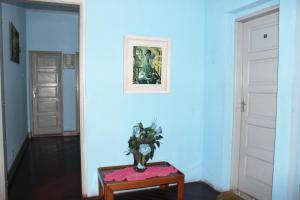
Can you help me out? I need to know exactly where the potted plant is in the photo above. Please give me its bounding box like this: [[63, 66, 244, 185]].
[[126, 121, 163, 172]]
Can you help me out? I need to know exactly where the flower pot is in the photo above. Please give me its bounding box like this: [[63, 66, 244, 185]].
[[133, 153, 138, 167], [132, 153, 147, 172], [134, 164, 147, 172]]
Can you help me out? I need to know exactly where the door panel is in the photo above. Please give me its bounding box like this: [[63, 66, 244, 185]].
[[247, 125, 275, 152], [38, 87, 58, 97], [246, 156, 273, 185], [248, 93, 277, 117], [37, 101, 58, 113], [249, 58, 277, 84], [238, 12, 278, 200], [249, 23, 278, 51], [37, 72, 58, 84], [32, 52, 62, 136]]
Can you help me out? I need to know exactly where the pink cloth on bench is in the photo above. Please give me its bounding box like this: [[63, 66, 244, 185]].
[[104, 166, 178, 181]]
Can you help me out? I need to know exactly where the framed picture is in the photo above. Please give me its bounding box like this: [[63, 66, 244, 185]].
[[9, 22, 20, 64], [124, 36, 171, 93], [63, 54, 76, 69]]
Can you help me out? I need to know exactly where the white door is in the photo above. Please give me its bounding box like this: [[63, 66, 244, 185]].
[[238, 12, 278, 200], [31, 52, 63, 136]]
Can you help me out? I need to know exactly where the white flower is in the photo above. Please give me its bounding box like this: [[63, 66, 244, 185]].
[[137, 163, 146, 169], [155, 126, 162, 135], [139, 144, 151, 156], [133, 125, 140, 137], [151, 121, 157, 129]]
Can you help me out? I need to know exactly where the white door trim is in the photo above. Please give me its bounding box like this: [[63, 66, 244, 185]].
[[231, 20, 243, 190], [78, 1, 87, 196], [0, 88, 7, 200], [231, 5, 279, 190], [0, 3, 7, 199]]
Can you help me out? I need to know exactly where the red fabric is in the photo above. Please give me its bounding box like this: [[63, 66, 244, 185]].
[[104, 166, 178, 181]]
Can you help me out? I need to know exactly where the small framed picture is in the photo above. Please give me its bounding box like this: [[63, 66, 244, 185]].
[[63, 54, 76, 69], [9, 22, 20, 64], [124, 36, 171, 93]]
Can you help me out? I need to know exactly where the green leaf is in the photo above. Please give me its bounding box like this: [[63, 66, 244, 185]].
[[145, 154, 150, 162], [156, 135, 163, 140], [150, 150, 154, 159], [156, 141, 160, 148], [138, 122, 144, 129]]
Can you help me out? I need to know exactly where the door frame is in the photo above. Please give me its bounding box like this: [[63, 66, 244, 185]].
[[30, 51, 64, 137], [230, 5, 279, 190], [0, 2, 7, 200], [76, 52, 80, 133], [0, 0, 87, 198]]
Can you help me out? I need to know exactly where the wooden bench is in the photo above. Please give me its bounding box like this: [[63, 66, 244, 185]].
[[98, 161, 185, 200]]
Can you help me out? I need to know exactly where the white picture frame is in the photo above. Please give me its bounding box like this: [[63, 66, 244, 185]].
[[124, 35, 171, 93]]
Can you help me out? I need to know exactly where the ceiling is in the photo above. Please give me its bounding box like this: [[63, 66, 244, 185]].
[[0, 0, 79, 12]]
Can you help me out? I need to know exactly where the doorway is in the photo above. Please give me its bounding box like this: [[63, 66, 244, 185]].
[[232, 9, 279, 200], [0, 0, 86, 199]]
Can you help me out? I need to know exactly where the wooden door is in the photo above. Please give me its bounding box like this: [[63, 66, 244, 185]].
[[31, 52, 63, 136], [238, 12, 279, 200]]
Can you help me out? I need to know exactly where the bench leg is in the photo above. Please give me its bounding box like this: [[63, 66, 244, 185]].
[[177, 178, 184, 200], [104, 187, 114, 200]]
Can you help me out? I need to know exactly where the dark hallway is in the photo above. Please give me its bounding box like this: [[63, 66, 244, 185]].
[[8, 137, 82, 200]]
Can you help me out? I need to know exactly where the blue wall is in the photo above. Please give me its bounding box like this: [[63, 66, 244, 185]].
[[203, 0, 300, 199], [273, 0, 300, 199], [84, 0, 205, 196], [1, 3, 28, 170], [26, 9, 79, 131]]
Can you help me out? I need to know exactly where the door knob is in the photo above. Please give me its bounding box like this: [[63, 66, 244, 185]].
[[33, 88, 38, 98]]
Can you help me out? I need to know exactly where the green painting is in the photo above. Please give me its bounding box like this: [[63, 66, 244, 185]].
[[133, 46, 162, 84]]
